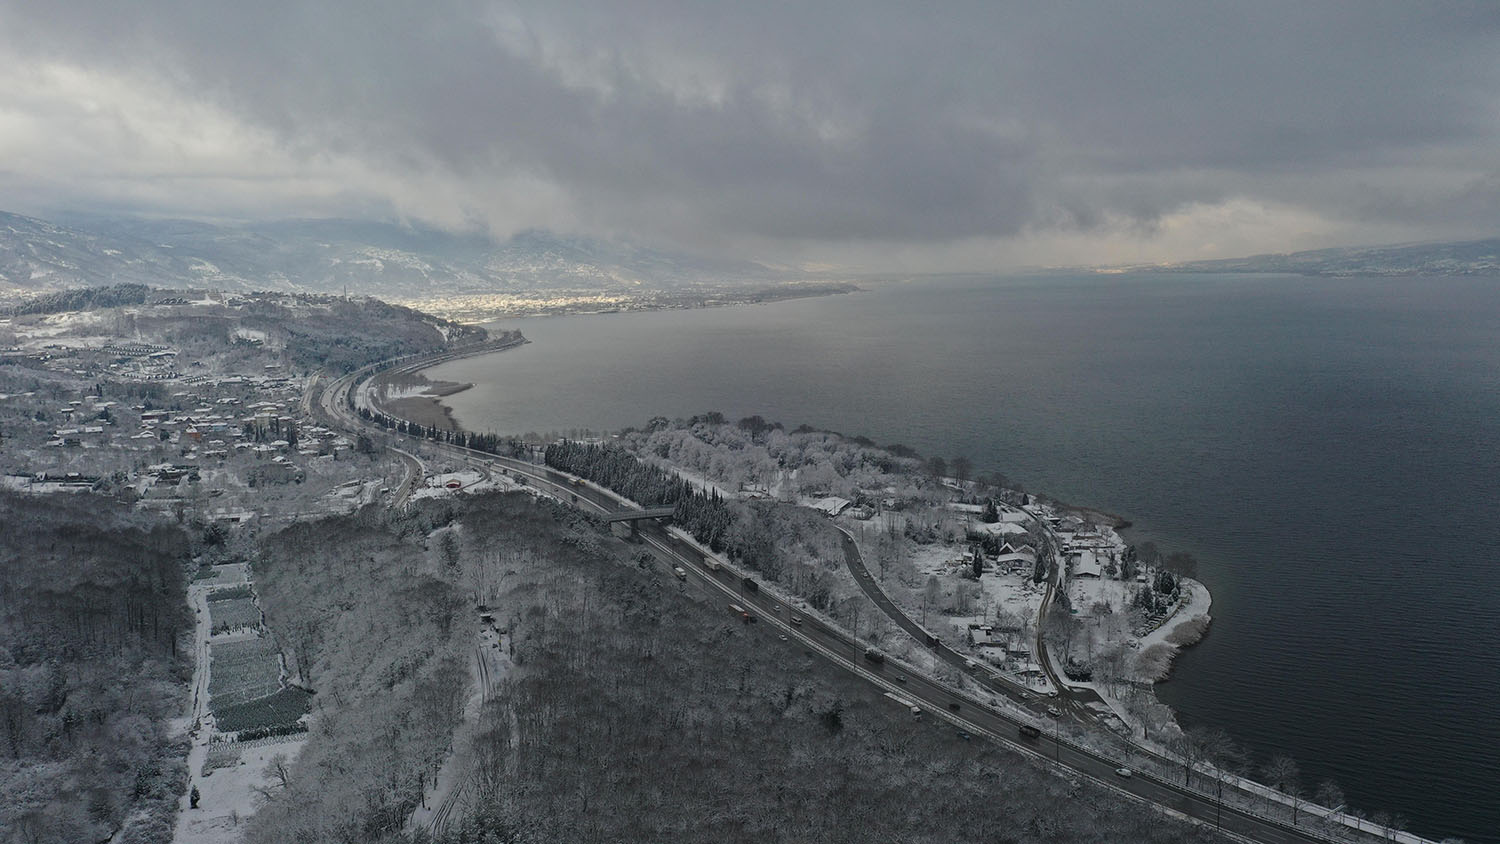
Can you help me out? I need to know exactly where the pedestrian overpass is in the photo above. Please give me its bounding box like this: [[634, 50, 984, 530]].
[[599, 506, 676, 538]]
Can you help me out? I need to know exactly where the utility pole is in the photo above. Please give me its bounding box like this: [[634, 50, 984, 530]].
[[1053, 711, 1061, 764]]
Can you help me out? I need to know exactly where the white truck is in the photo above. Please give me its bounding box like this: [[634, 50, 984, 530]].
[[883, 692, 921, 719]]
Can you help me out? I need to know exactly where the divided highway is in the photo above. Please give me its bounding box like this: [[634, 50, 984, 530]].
[[307, 350, 1376, 844]]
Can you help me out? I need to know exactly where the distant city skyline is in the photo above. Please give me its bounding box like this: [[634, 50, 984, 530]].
[[1, 1, 1497, 271]]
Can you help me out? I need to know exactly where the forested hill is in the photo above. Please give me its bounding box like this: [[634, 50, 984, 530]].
[[0, 492, 193, 844], [241, 492, 1217, 844]]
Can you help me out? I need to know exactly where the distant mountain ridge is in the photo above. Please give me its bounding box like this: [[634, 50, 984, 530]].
[[1145, 236, 1500, 277], [0, 210, 783, 299]]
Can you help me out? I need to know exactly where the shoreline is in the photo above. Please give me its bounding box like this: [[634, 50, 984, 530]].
[[394, 280, 861, 325], [1131, 577, 1213, 683], [406, 330, 1214, 690], [366, 368, 476, 433]]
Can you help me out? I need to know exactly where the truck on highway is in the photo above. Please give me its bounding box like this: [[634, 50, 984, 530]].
[[1018, 723, 1041, 739], [863, 648, 886, 665], [673, 566, 687, 580], [703, 557, 721, 572], [728, 603, 753, 623], [741, 576, 759, 592]]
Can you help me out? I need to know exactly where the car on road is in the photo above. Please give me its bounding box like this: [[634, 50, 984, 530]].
[[894, 674, 907, 683], [957, 731, 971, 741], [1046, 706, 1062, 717], [947, 702, 961, 712], [771, 604, 781, 612], [778, 634, 788, 641], [790, 615, 803, 626], [673, 566, 687, 580], [1115, 767, 1133, 779]]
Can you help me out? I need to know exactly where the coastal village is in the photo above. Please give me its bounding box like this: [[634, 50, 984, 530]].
[[610, 417, 1214, 737], [0, 291, 467, 519]]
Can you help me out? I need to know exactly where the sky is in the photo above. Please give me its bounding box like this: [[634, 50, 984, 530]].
[[1, 1, 1497, 270]]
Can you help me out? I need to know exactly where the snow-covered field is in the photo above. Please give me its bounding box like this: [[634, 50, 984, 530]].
[[175, 735, 306, 844], [173, 564, 307, 844]]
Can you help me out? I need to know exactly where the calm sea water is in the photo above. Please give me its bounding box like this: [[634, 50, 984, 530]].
[[432, 273, 1500, 842]]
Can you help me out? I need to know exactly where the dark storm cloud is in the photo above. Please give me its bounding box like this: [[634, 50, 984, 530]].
[[1, 1, 1497, 258]]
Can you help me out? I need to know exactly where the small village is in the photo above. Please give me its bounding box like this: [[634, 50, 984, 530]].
[[0, 292, 462, 843], [611, 418, 1212, 731], [0, 291, 452, 525]]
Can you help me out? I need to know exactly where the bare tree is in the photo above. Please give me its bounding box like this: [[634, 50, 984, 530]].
[[1170, 730, 1203, 787], [1189, 727, 1244, 832], [1263, 755, 1303, 824], [923, 575, 942, 625], [1128, 688, 1175, 743], [951, 456, 972, 484], [1314, 778, 1344, 810]]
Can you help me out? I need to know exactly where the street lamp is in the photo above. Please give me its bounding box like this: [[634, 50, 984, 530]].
[[1052, 710, 1061, 764]]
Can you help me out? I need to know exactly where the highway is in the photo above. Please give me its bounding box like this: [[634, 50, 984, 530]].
[[306, 351, 1383, 844]]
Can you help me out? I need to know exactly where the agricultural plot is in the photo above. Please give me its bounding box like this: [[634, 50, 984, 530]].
[[203, 740, 242, 772], [207, 584, 255, 601], [208, 597, 261, 634], [213, 687, 312, 734], [195, 563, 248, 586], [209, 637, 283, 709]]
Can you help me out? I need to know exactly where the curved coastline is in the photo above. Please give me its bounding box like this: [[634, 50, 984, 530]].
[[1133, 577, 1213, 683], [412, 334, 1217, 695]]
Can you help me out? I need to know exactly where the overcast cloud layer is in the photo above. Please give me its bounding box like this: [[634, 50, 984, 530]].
[[1, 1, 1497, 268]]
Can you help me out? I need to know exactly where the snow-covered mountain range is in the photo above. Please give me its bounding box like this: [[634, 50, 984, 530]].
[[1148, 237, 1500, 277], [0, 211, 783, 298]]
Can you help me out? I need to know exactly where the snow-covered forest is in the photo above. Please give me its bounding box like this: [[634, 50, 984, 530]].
[[239, 491, 1220, 844], [0, 493, 193, 843]]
